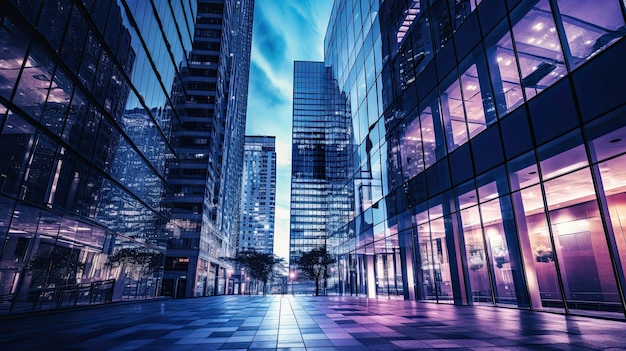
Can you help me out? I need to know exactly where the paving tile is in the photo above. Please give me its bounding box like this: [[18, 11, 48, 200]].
[[277, 328, 301, 335], [253, 334, 278, 342], [390, 339, 432, 349], [211, 331, 235, 337], [109, 339, 155, 350], [237, 326, 259, 331], [255, 329, 279, 335], [330, 338, 363, 346], [365, 343, 402, 350], [249, 341, 277, 348], [2, 295, 625, 351], [277, 335, 303, 343], [218, 342, 251, 349], [275, 342, 305, 348], [301, 333, 328, 340], [324, 331, 353, 339], [303, 338, 334, 347], [226, 335, 255, 342]]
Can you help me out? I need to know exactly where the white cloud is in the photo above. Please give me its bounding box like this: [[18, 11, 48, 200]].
[[249, 46, 293, 98], [274, 137, 292, 167], [273, 204, 292, 261]]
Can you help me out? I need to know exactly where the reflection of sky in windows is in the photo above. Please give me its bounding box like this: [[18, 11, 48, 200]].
[[322, 0, 626, 312]]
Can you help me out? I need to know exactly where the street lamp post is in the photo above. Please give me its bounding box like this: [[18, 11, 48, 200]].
[[329, 265, 335, 296], [289, 271, 295, 296]]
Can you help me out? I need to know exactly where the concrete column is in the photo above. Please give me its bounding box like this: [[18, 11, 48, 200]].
[[400, 229, 416, 300], [366, 254, 376, 298], [510, 185, 543, 310]]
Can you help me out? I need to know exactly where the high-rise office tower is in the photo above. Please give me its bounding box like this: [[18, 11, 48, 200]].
[[0, 1, 194, 302], [289, 61, 352, 289], [310, 0, 626, 319], [239, 136, 276, 254], [163, 0, 254, 298]]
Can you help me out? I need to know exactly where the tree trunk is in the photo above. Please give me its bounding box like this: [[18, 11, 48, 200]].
[[315, 278, 319, 296]]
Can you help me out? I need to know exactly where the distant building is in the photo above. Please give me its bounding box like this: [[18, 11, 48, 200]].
[[162, 0, 255, 298], [299, 0, 626, 319], [289, 61, 352, 292], [239, 136, 276, 255]]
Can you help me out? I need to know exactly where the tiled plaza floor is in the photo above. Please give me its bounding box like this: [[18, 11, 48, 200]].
[[1, 295, 626, 350]]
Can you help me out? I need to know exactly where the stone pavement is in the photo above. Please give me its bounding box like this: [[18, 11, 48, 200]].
[[1, 295, 626, 350]]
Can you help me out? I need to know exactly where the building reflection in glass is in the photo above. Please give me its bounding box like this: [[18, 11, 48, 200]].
[[0, 0, 193, 302], [290, 61, 352, 294], [321, 0, 626, 319]]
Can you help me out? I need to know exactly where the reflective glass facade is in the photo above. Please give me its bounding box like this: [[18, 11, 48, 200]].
[[239, 136, 276, 254], [162, 0, 254, 298], [0, 0, 195, 301], [290, 61, 352, 286], [321, 0, 626, 318]]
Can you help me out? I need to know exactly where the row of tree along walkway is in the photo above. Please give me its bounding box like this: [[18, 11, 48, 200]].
[[227, 247, 335, 296]]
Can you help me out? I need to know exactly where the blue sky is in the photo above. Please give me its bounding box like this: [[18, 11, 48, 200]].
[[245, 0, 334, 262]]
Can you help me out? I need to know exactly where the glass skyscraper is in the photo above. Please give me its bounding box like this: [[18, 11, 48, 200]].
[[290, 61, 352, 289], [301, 0, 626, 319], [163, 0, 255, 298], [0, 0, 254, 306], [0, 0, 195, 302], [239, 136, 276, 255]]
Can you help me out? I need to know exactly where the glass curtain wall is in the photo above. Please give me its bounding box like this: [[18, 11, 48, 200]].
[[511, 127, 625, 315], [0, 0, 196, 302], [323, 0, 626, 318], [290, 61, 352, 294]]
